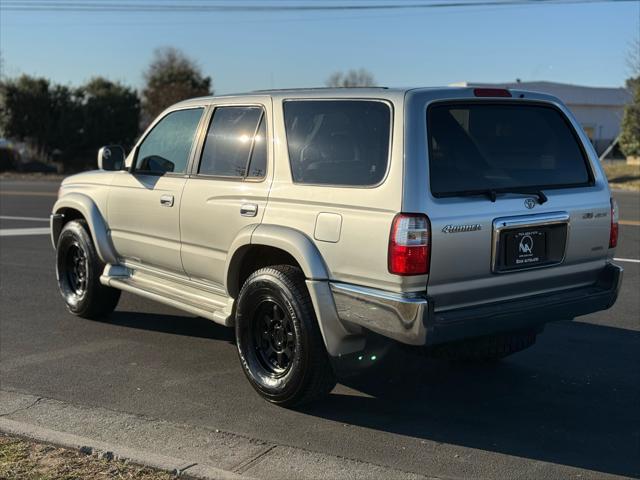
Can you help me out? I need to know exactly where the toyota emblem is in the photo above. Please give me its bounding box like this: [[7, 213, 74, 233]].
[[524, 198, 536, 209]]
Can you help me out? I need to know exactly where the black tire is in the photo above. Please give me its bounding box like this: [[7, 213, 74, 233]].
[[235, 265, 336, 407], [429, 329, 537, 362], [56, 219, 120, 319]]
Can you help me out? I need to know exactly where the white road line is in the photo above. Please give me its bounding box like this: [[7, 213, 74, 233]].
[[614, 258, 640, 264], [0, 227, 50, 237], [0, 215, 49, 222]]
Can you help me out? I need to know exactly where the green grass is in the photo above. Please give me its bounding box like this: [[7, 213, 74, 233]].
[[0, 434, 176, 480], [602, 162, 640, 191]]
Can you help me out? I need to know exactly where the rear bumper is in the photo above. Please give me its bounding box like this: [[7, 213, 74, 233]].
[[329, 263, 623, 346]]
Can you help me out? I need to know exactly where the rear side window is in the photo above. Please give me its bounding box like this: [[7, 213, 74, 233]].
[[199, 106, 266, 178], [284, 100, 391, 186], [248, 116, 267, 178], [136, 108, 203, 174], [428, 103, 591, 195]]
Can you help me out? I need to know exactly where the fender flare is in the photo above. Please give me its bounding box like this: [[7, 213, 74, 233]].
[[51, 193, 118, 264], [225, 224, 329, 298], [224, 224, 363, 356], [251, 224, 330, 279]]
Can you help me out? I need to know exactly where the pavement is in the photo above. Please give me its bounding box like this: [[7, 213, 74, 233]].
[[0, 178, 639, 480]]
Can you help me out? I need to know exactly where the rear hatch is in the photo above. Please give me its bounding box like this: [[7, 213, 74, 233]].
[[418, 95, 613, 311]]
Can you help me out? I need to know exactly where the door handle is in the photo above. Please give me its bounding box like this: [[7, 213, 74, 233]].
[[160, 194, 174, 207], [240, 203, 258, 217]]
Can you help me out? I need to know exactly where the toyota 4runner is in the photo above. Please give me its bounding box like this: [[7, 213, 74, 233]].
[[51, 87, 623, 406]]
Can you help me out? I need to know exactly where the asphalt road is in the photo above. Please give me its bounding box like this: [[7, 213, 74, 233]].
[[1, 179, 639, 479]]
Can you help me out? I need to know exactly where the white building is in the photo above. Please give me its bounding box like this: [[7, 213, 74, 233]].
[[451, 81, 632, 155]]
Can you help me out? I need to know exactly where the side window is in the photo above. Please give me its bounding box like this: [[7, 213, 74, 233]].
[[135, 108, 203, 174], [247, 116, 267, 178], [198, 106, 266, 178], [283, 100, 391, 186]]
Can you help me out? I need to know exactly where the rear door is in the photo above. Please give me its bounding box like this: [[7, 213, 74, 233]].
[[407, 94, 613, 311], [180, 98, 272, 287]]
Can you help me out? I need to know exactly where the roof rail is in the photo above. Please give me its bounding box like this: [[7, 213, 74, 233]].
[[252, 86, 388, 93]]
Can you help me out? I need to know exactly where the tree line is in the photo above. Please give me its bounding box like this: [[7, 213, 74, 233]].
[[2, 47, 638, 169], [0, 47, 212, 172], [0, 46, 376, 172]]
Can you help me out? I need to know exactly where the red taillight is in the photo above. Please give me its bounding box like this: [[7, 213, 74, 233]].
[[388, 213, 430, 275], [473, 88, 512, 98], [609, 197, 619, 248]]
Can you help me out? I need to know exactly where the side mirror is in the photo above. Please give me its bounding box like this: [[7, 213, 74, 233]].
[[97, 145, 125, 171]]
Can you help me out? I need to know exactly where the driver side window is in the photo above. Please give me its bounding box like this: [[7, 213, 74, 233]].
[[136, 108, 204, 174]]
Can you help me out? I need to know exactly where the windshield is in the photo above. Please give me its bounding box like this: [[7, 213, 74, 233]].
[[427, 102, 592, 196]]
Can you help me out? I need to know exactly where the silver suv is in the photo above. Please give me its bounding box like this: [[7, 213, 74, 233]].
[[51, 87, 623, 406]]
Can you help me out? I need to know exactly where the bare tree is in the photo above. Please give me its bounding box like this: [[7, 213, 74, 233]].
[[325, 68, 376, 88]]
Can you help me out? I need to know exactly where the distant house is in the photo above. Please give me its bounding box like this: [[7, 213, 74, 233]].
[[451, 81, 632, 155]]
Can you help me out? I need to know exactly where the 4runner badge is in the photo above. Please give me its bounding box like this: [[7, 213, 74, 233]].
[[524, 198, 536, 209], [442, 224, 482, 234]]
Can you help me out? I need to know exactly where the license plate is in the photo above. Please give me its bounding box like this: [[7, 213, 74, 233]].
[[504, 229, 548, 268]]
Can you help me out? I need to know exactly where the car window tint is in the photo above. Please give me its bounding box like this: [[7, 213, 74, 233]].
[[247, 116, 267, 178], [199, 107, 263, 177], [428, 103, 591, 195], [136, 108, 203, 174], [283, 100, 391, 186]]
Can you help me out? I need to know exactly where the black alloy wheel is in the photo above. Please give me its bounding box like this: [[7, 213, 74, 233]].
[[56, 219, 120, 318], [235, 265, 336, 407], [252, 299, 297, 376], [65, 243, 88, 297]]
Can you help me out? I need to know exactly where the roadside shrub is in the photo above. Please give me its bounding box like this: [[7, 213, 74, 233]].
[[620, 77, 640, 157]]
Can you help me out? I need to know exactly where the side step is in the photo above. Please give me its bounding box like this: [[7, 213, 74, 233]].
[[100, 264, 234, 326]]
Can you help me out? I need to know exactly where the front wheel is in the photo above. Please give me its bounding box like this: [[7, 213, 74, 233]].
[[235, 265, 336, 407], [56, 220, 120, 319]]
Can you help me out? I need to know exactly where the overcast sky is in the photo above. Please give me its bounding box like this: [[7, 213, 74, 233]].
[[1, 1, 638, 93]]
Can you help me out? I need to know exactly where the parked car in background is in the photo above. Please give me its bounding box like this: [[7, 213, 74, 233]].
[[0, 139, 58, 173], [51, 87, 622, 406], [0, 139, 20, 172]]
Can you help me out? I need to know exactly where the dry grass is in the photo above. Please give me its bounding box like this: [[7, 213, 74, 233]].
[[0, 434, 177, 480], [602, 162, 640, 191]]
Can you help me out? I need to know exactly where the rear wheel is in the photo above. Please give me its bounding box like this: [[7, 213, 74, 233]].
[[235, 265, 336, 407], [56, 220, 120, 319], [429, 329, 537, 362]]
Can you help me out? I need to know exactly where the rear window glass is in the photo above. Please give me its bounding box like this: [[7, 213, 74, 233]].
[[284, 100, 391, 186], [427, 103, 591, 195]]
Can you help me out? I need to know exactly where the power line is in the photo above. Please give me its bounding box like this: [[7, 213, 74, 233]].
[[1, 0, 636, 12]]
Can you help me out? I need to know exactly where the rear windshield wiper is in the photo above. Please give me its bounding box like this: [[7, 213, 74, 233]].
[[480, 189, 548, 204]]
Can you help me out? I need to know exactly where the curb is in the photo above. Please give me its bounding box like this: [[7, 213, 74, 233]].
[[0, 390, 433, 480], [0, 417, 253, 480]]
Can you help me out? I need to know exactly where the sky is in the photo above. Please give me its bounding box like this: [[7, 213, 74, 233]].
[[1, 1, 639, 94]]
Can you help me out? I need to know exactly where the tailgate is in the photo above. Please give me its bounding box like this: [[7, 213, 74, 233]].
[[421, 98, 613, 311], [426, 191, 612, 311]]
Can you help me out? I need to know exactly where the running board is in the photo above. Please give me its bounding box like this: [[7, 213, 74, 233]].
[[100, 264, 234, 326]]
